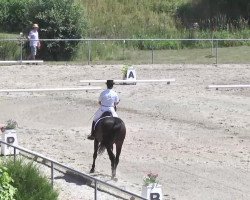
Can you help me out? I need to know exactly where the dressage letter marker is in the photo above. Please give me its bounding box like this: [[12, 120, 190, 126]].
[[126, 67, 136, 84], [141, 184, 163, 200], [1, 129, 19, 156], [128, 71, 135, 79]]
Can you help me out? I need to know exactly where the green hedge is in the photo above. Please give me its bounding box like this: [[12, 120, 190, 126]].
[[2, 159, 58, 200], [0, 0, 29, 33], [0, 166, 17, 200]]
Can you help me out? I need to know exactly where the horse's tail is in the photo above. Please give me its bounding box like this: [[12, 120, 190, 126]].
[[107, 118, 122, 141], [97, 143, 106, 154]]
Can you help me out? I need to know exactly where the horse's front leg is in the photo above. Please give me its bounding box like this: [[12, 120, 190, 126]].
[[106, 144, 116, 178], [90, 139, 98, 173]]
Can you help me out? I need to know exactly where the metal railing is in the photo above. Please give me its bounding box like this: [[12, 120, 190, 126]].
[[1, 38, 250, 65], [0, 140, 146, 200]]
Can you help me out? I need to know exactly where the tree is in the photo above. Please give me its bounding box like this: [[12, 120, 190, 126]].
[[176, 0, 249, 30], [0, 0, 30, 32], [27, 0, 88, 60]]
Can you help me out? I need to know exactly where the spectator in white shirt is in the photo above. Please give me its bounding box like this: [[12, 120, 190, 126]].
[[28, 24, 40, 60], [87, 80, 120, 140]]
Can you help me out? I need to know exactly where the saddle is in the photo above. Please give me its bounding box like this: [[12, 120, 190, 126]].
[[94, 111, 113, 130], [100, 111, 113, 118]]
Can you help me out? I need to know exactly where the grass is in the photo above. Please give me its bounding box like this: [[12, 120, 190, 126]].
[[79, 0, 187, 38], [148, 46, 250, 64], [0, 33, 22, 60], [78, 0, 250, 40], [0, 33, 19, 38], [72, 45, 250, 65]]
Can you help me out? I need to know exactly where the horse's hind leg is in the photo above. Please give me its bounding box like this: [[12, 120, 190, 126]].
[[115, 144, 122, 173], [90, 139, 98, 173], [106, 145, 116, 178]]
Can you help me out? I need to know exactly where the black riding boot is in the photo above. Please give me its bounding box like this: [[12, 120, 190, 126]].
[[87, 121, 95, 140]]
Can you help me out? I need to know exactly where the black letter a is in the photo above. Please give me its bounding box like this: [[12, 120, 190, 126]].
[[128, 71, 134, 78]]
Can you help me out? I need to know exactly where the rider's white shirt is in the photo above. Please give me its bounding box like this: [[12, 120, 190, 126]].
[[93, 89, 119, 122], [28, 30, 39, 47], [99, 89, 119, 107]]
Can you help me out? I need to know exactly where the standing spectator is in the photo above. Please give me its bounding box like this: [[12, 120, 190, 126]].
[[28, 24, 40, 60], [0, 124, 5, 133]]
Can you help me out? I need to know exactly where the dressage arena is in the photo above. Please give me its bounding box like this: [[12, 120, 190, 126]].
[[0, 63, 249, 200]]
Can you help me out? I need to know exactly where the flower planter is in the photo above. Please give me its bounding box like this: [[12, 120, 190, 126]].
[[141, 183, 162, 200]]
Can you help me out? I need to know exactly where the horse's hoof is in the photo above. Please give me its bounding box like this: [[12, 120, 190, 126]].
[[112, 177, 118, 182], [90, 169, 95, 173]]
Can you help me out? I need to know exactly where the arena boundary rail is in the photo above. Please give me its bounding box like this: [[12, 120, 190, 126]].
[[1, 38, 250, 65], [207, 84, 250, 89], [0, 140, 147, 200]]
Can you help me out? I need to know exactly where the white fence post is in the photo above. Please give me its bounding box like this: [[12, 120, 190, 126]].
[[88, 40, 92, 65], [51, 162, 54, 187], [151, 40, 154, 64], [95, 180, 98, 200], [216, 40, 218, 65]]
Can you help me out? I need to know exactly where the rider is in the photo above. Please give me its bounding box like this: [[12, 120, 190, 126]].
[[87, 80, 120, 140]]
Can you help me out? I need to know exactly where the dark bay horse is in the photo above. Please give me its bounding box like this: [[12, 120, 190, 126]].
[[90, 112, 126, 178]]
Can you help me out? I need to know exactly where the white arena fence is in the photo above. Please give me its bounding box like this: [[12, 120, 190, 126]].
[[0, 38, 250, 65], [0, 140, 147, 200]]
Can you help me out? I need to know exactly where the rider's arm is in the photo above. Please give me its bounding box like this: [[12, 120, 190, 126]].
[[114, 93, 120, 106], [98, 91, 103, 105]]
